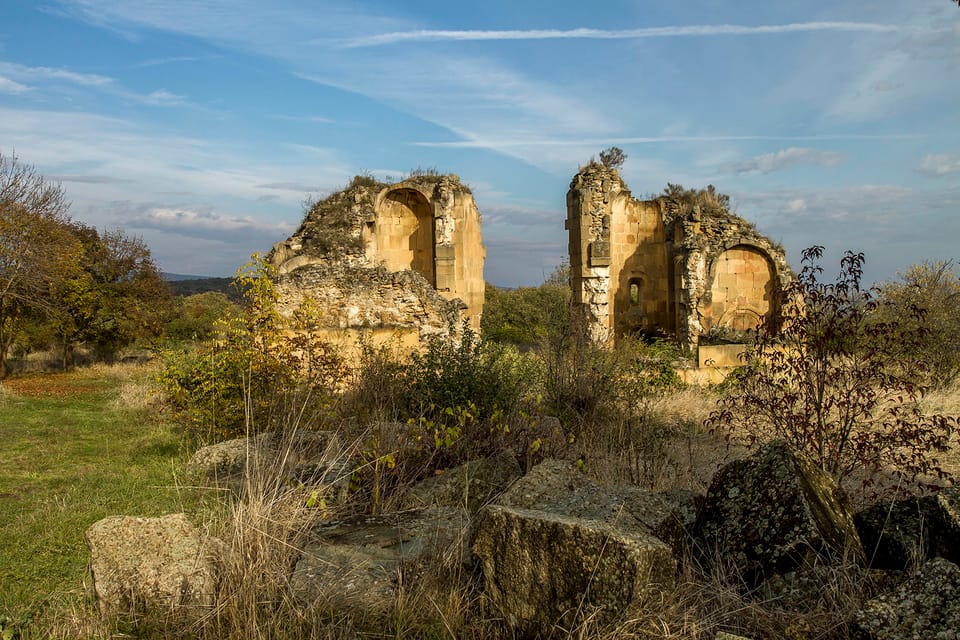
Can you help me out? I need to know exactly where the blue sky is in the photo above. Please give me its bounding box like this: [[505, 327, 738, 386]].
[[1, 1, 958, 286]]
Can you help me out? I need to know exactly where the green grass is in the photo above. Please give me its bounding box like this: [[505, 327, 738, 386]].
[[0, 366, 188, 625]]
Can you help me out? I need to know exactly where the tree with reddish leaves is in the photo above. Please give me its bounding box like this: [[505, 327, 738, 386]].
[[706, 246, 957, 487]]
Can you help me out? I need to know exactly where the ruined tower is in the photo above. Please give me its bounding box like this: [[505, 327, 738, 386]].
[[566, 163, 790, 351]]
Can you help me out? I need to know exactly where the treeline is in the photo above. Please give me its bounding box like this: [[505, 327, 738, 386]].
[[0, 152, 178, 376]]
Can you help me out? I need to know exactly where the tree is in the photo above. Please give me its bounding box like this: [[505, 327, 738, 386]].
[[599, 146, 627, 170], [706, 247, 957, 486], [876, 260, 960, 388], [46, 224, 173, 366], [0, 151, 79, 377]]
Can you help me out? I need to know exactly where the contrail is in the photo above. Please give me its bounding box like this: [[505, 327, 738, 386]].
[[343, 22, 914, 48]]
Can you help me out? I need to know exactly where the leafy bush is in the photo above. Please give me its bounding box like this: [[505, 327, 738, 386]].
[[156, 257, 346, 442], [706, 246, 958, 485], [876, 260, 960, 387]]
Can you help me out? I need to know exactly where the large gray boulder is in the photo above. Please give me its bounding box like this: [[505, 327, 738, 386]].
[[694, 441, 864, 583], [400, 450, 522, 514], [85, 514, 221, 618], [289, 506, 467, 611], [852, 557, 960, 639], [472, 459, 678, 635]]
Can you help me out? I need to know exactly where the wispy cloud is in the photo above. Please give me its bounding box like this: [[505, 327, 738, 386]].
[[0, 61, 112, 86], [342, 22, 922, 48], [721, 147, 843, 175], [256, 181, 323, 192], [135, 55, 218, 67], [918, 153, 960, 178], [50, 174, 130, 184], [137, 89, 185, 106], [415, 134, 916, 149], [0, 75, 31, 94]]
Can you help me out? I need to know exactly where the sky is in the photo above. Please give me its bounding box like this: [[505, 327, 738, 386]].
[[1, 1, 958, 287]]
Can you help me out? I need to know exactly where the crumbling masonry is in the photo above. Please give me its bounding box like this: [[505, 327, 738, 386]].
[[566, 164, 790, 350], [269, 174, 485, 350]]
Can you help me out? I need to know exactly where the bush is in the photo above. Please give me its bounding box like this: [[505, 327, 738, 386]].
[[876, 260, 960, 387], [706, 246, 958, 486], [155, 257, 346, 442]]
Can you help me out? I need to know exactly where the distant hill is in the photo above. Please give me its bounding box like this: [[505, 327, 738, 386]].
[[165, 276, 241, 301], [161, 272, 215, 281]]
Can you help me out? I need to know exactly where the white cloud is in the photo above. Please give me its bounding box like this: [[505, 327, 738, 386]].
[[0, 61, 112, 86], [722, 147, 843, 175], [0, 75, 31, 94], [138, 89, 185, 106], [341, 22, 917, 48], [918, 154, 960, 178]]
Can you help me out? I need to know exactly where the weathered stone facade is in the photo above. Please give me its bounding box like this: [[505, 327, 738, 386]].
[[269, 174, 485, 349], [566, 164, 790, 349]]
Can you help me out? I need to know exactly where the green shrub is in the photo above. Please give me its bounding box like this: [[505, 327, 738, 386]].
[[155, 256, 345, 442]]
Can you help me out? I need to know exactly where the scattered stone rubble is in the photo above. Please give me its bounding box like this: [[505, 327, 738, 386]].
[[86, 439, 960, 638]]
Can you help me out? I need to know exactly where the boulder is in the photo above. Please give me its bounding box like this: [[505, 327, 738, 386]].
[[852, 557, 960, 639], [856, 486, 960, 570], [472, 459, 678, 635], [400, 450, 522, 514], [473, 504, 675, 636], [186, 430, 337, 488], [694, 441, 864, 583], [497, 459, 700, 555], [289, 506, 467, 611], [85, 514, 221, 618]]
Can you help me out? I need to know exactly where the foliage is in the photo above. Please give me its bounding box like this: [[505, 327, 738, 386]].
[[155, 256, 346, 442], [166, 291, 239, 342], [0, 151, 78, 377], [876, 260, 960, 387], [706, 246, 958, 485], [661, 183, 731, 213], [402, 325, 535, 432], [599, 146, 627, 170], [482, 281, 570, 349], [44, 224, 174, 366]]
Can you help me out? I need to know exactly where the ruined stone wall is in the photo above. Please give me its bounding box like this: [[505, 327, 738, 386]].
[[269, 174, 484, 349], [566, 165, 790, 350]]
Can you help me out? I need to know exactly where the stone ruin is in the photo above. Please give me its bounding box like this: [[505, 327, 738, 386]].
[[566, 163, 791, 351], [268, 174, 485, 352]]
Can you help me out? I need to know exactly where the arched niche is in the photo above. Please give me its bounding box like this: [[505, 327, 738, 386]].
[[700, 244, 776, 332], [373, 188, 435, 286]]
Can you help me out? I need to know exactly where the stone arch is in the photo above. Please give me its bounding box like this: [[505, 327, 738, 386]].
[[372, 188, 435, 286], [699, 244, 777, 333]]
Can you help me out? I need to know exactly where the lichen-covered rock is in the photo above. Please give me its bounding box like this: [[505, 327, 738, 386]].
[[497, 459, 700, 557], [852, 557, 960, 639], [856, 486, 960, 570], [186, 430, 334, 482], [289, 507, 467, 611], [85, 514, 221, 618], [400, 450, 522, 514], [694, 441, 864, 582], [473, 504, 675, 636]]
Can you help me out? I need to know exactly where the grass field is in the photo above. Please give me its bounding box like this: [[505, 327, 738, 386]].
[[0, 365, 188, 630]]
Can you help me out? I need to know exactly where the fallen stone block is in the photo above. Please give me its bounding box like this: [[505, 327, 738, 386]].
[[473, 504, 675, 635], [289, 506, 468, 611], [85, 513, 221, 618]]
